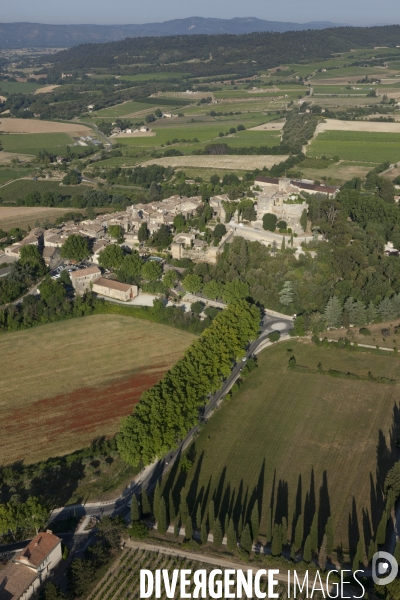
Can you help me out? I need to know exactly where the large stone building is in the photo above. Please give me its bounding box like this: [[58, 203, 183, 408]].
[[255, 177, 308, 231], [70, 266, 101, 294], [92, 277, 138, 302]]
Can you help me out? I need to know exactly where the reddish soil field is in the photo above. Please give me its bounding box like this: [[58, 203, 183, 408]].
[[2, 365, 167, 464]]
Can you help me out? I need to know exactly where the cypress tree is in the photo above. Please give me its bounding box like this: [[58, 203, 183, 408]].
[[196, 504, 202, 529], [290, 542, 296, 561], [141, 489, 151, 517], [325, 517, 334, 556], [227, 520, 237, 552], [208, 500, 215, 530], [318, 534, 327, 571], [251, 501, 259, 541], [130, 495, 140, 522], [368, 539, 377, 562], [310, 512, 318, 553], [158, 497, 167, 535], [294, 514, 304, 550], [266, 507, 272, 544], [281, 517, 288, 548], [169, 490, 176, 524], [201, 521, 208, 545], [376, 511, 388, 545], [281, 237, 285, 251], [303, 535, 311, 563], [185, 516, 193, 540], [213, 518, 223, 548], [238, 514, 243, 537], [271, 524, 282, 556], [180, 497, 189, 524], [153, 481, 161, 523], [241, 524, 252, 554]]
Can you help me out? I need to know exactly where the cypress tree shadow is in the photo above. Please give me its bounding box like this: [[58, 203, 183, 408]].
[[292, 474, 302, 541], [348, 496, 360, 558], [201, 475, 213, 520], [274, 479, 289, 525], [213, 466, 227, 516], [318, 470, 331, 548], [187, 450, 204, 510], [304, 467, 316, 539]]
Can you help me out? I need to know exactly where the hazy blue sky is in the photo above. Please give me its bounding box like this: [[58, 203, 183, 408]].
[[1, 0, 399, 25]]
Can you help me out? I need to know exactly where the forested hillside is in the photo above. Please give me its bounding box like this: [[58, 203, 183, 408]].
[[52, 25, 400, 76]]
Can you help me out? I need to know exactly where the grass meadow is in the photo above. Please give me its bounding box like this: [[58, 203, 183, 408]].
[[0, 132, 75, 156], [0, 81, 43, 94], [308, 130, 400, 163], [162, 340, 400, 554], [0, 315, 195, 465], [0, 179, 90, 204]]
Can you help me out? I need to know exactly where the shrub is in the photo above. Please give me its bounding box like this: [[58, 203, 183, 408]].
[[268, 331, 281, 342], [359, 327, 371, 336]]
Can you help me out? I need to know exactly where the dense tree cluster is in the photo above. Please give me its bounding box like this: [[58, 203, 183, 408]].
[[117, 300, 260, 465]]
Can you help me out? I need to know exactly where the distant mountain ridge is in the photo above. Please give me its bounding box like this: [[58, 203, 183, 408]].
[[0, 17, 349, 48]]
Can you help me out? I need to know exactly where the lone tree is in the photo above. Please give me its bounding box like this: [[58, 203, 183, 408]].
[[60, 234, 89, 261], [98, 244, 124, 270], [262, 213, 278, 231], [279, 281, 293, 306], [138, 222, 149, 242]]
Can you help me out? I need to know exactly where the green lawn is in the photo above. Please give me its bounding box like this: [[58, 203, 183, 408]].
[[0, 81, 43, 94], [163, 340, 400, 555], [0, 133, 75, 156], [308, 130, 400, 163]]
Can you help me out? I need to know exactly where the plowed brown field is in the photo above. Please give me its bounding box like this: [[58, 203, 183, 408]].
[[1, 314, 195, 464]]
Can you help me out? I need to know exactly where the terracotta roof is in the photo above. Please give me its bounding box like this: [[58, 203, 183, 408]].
[[0, 562, 37, 600], [15, 531, 61, 569], [42, 247, 58, 257], [70, 266, 101, 279], [93, 277, 133, 292]]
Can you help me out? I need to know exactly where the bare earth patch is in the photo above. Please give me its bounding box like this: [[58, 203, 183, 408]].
[[316, 118, 400, 134], [141, 155, 289, 171], [0, 206, 82, 230], [34, 85, 60, 95], [0, 118, 91, 136], [249, 122, 285, 131], [114, 131, 156, 138], [0, 151, 34, 164]]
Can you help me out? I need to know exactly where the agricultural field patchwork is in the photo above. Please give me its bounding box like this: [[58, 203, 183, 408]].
[[0, 315, 195, 464], [163, 340, 400, 553], [307, 130, 400, 162]]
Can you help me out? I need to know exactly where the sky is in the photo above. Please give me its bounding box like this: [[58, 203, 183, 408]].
[[1, 0, 399, 26]]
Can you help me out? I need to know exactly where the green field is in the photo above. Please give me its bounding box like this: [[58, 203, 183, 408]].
[[308, 130, 400, 162], [313, 85, 371, 95], [0, 168, 33, 184], [0, 133, 75, 156], [92, 101, 170, 118], [0, 179, 90, 203], [118, 72, 188, 82], [0, 81, 43, 94], [162, 340, 400, 554]]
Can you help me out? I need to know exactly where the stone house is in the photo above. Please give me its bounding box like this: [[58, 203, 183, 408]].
[[92, 277, 138, 302], [42, 247, 61, 269], [0, 531, 62, 600], [70, 266, 101, 294]]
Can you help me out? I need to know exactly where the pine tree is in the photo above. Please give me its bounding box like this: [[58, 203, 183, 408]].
[[376, 511, 388, 545], [303, 535, 312, 562], [168, 490, 176, 524], [130, 495, 140, 522], [201, 521, 208, 545], [325, 517, 334, 556], [241, 524, 252, 554], [266, 507, 272, 544], [238, 514, 243, 537], [282, 517, 288, 548], [213, 518, 223, 548], [310, 512, 318, 553], [366, 301, 378, 324], [196, 504, 202, 529], [295, 514, 304, 550], [279, 281, 293, 307], [141, 489, 151, 517], [227, 520, 237, 552], [324, 297, 342, 328], [185, 516, 193, 540], [368, 539, 377, 562], [158, 497, 167, 535], [318, 534, 327, 571], [153, 481, 161, 523], [251, 501, 259, 541], [208, 501, 215, 530], [271, 524, 282, 556]]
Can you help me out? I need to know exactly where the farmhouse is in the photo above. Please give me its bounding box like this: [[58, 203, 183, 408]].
[[92, 277, 138, 302], [254, 176, 339, 196], [70, 266, 101, 294], [0, 531, 62, 600]]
